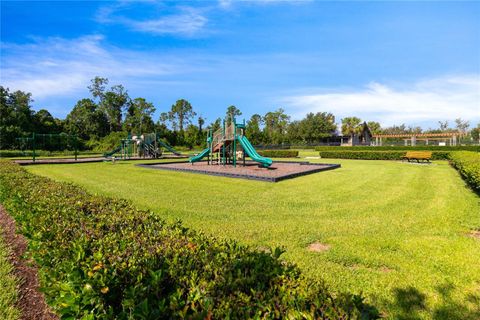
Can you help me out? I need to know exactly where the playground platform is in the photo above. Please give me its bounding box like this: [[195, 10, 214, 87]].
[[138, 161, 340, 182]]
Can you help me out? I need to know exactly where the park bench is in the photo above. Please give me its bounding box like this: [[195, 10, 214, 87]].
[[401, 151, 432, 163]]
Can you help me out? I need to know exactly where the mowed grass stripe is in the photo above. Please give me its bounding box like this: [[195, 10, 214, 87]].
[[27, 158, 480, 319]]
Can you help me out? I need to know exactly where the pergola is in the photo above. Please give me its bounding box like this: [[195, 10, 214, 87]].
[[372, 132, 461, 146]]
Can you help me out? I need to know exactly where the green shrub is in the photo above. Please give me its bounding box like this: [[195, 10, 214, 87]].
[[319, 150, 450, 160], [0, 161, 378, 319], [315, 146, 480, 152], [91, 132, 129, 153], [258, 150, 299, 158], [0, 150, 99, 158], [0, 236, 20, 320], [449, 151, 480, 192]]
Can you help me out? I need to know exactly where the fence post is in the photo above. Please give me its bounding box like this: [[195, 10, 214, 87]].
[[233, 117, 237, 167], [74, 135, 78, 161], [32, 132, 36, 162]]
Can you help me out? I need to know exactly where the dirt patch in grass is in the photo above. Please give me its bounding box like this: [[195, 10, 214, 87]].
[[469, 230, 480, 240], [0, 205, 58, 320], [379, 266, 394, 273], [307, 242, 331, 252]]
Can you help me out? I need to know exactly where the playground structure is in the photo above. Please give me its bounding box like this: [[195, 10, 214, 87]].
[[104, 132, 181, 160], [189, 117, 272, 167]]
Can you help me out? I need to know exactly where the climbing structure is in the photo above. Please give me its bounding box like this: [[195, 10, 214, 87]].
[[104, 132, 180, 160], [189, 116, 272, 167]]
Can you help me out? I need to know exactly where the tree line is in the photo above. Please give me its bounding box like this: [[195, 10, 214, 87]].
[[1, 77, 479, 150]]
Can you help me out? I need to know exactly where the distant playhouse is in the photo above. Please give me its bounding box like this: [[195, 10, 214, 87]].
[[340, 122, 372, 146]]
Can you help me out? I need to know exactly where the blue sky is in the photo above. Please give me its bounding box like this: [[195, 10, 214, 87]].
[[1, 0, 479, 129]]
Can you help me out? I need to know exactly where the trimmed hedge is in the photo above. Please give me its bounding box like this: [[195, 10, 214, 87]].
[[315, 146, 480, 152], [449, 152, 480, 191], [0, 161, 378, 319], [0, 150, 99, 158], [258, 150, 299, 158], [319, 151, 451, 160]]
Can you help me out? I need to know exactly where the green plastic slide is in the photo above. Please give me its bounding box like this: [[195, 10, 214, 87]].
[[104, 145, 122, 158], [157, 140, 181, 155], [238, 136, 272, 167], [189, 148, 210, 163]]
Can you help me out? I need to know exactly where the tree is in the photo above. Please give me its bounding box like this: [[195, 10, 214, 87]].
[[196, 116, 206, 144], [34, 109, 61, 134], [159, 112, 169, 126], [295, 112, 336, 144], [0, 86, 35, 149], [226, 105, 242, 125], [88, 77, 130, 132], [367, 121, 382, 135], [184, 124, 200, 148], [169, 99, 196, 133], [471, 123, 480, 143], [123, 98, 156, 133], [424, 127, 442, 134], [454, 118, 470, 135], [407, 126, 422, 134], [101, 85, 129, 132], [263, 108, 290, 145], [341, 117, 362, 140], [286, 120, 301, 144], [438, 120, 449, 131], [9, 89, 35, 133], [382, 124, 408, 135], [209, 118, 222, 133], [88, 77, 109, 102], [246, 114, 263, 145], [198, 116, 205, 133], [65, 98, 108, 140]]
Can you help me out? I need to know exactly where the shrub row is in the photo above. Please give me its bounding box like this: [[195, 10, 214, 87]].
[[315, 145, 480, 152], [0, 160, 378, 319], [319, 151, 451, 160], [0, 150, 99, 158], [449, 152, 480, 192], [258, 150, 299, 158]]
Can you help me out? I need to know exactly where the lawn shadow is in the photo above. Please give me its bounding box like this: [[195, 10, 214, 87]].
[[386, 284, 480, 320], [432, 283, 480, 320], [391, 287, 427, 320]]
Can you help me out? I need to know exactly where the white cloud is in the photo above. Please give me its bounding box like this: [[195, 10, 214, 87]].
[[218, 0, 311, 8], [281, 75, 480, 126], [96, 3, 208, 36], [218, 0, 233, 9], [0, 35, 189, 100], [127, 8, 207, 36]]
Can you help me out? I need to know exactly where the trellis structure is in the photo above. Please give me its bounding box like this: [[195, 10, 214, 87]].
[[372, 132, 461, 146]]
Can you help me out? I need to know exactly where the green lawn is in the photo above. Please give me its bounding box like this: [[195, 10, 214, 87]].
[[0, 229, 19, 320], [26, 156, 480, 319]]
